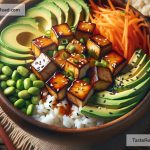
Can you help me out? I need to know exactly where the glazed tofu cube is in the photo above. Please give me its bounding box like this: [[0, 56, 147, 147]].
[[66, 39, 86, 54], [87, 35, 112, 59], [103, 51, 127, 76], [31, 53, 57, 81], [46, 72, 70, 100], [64, 53, 89, 79], [75, 21, 96, 42], [88, 67, 112, 91], [31, 36, 57, 57], [67, 80, 94, 107], [52, 50, 70, 68], [50, 23, 74, 45]]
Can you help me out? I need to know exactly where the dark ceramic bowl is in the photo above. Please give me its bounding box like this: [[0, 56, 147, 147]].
[[0, 0, 150, 145]]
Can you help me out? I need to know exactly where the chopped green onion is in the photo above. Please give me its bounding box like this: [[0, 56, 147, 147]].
[[53, 50, 57, 56], [73, 60, 79, 64], [61, 39, 68, 45], [82, 77, 90, 83], [79, 38, 85, 44], [68, 76, 74, 81], [67, 45, 75, 53], [80, 54, 86, 58], [70, 26, 76, 32], [45, 30, 51, 38], [58, 45, 66, 51], [62, 52, 68, 59], [95, 59, 108, 67]]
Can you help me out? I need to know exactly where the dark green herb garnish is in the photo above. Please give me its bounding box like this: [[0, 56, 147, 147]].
[[61, 39, 68, 45]]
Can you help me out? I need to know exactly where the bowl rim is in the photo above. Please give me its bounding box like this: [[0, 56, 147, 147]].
[[0, 0, 150, 134]]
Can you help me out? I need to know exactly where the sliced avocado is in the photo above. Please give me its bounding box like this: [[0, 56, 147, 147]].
[[90, 92, 146, 109], [115, 53, 148, 83], [45, 0, 73, 25], [119, 49, 144, 74], [26, 7, 52, 32], [65, 0, 85, 27], [0, 24, 42, 54], [37, 1, 64, 24], [0, 45, 34, 60], [15, 17, 39, 30], [116, 61, 150, 90], [81, 101, 139, 119], [75, 0, 90, 21], [96, 77, 150, 100], [0, 55, 33, 66]]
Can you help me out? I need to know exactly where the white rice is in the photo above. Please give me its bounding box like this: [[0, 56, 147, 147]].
[[129, 0, 150, 17], [33, 95, 103, 128]]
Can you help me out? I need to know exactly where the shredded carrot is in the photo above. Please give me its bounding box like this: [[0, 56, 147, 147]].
[[89, 0, 150, 60]]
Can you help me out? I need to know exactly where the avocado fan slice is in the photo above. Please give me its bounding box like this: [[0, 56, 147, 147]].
[[89, 91, 146, 109], [81, 100, 140, 119], [0, 55, 34, 66], [0, 45, 34, 60], [96, 77, 150, 100]]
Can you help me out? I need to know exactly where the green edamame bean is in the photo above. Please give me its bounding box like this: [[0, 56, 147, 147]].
[[9, 97, 18, 103], [25, 100, 31, 107], [0, 74, 8, 81], [29, 73, 37, 81], [4, 87, 15, 95], [18, 90, 30, 99], [6, 79, 15, 87], [14, 99, 25, 108], [0, 81, 7, 90], [21, 108, 27, 113], [0, 63, 4, 73], [12, 70, 20, 81], [31, 96, 40, 105], [2, 66, 12, 76], [16, 79, 24, 90], [17, 66, 29, 77], [24, 78, 32, 90], [28, 87, 40, 96], [26, 104, 34, 116], [33, 80, 44, 89]]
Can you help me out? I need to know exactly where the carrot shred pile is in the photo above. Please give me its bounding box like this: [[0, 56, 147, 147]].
[[89, 0, 150, 60]]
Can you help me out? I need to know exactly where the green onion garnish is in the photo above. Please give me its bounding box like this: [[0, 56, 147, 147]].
[[58, 45, 66, 51], [61, 39, 68, 45], [79, 38, 85, 44], [45, 30, 51, 38], [67, 45, 75, 53], [95, 59, 108, 67]]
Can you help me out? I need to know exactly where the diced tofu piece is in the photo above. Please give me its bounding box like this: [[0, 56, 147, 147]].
[[52, 50, 70, 68], [67, 80, 94, 107], [88, 67, 113, 91], [31, 36, 57, 57], [64, 53, 89, 79], [75, 21, 96, 42], [50, 23, 74, 45], [87, 34, 112, 59], [66, 39, 86, 54], [31, 53, 57, 81], [46, 72, 70, 100], [103, 51, 127, 76]]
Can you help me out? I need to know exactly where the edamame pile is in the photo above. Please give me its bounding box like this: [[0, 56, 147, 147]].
[[0, 63, 44, 116]]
